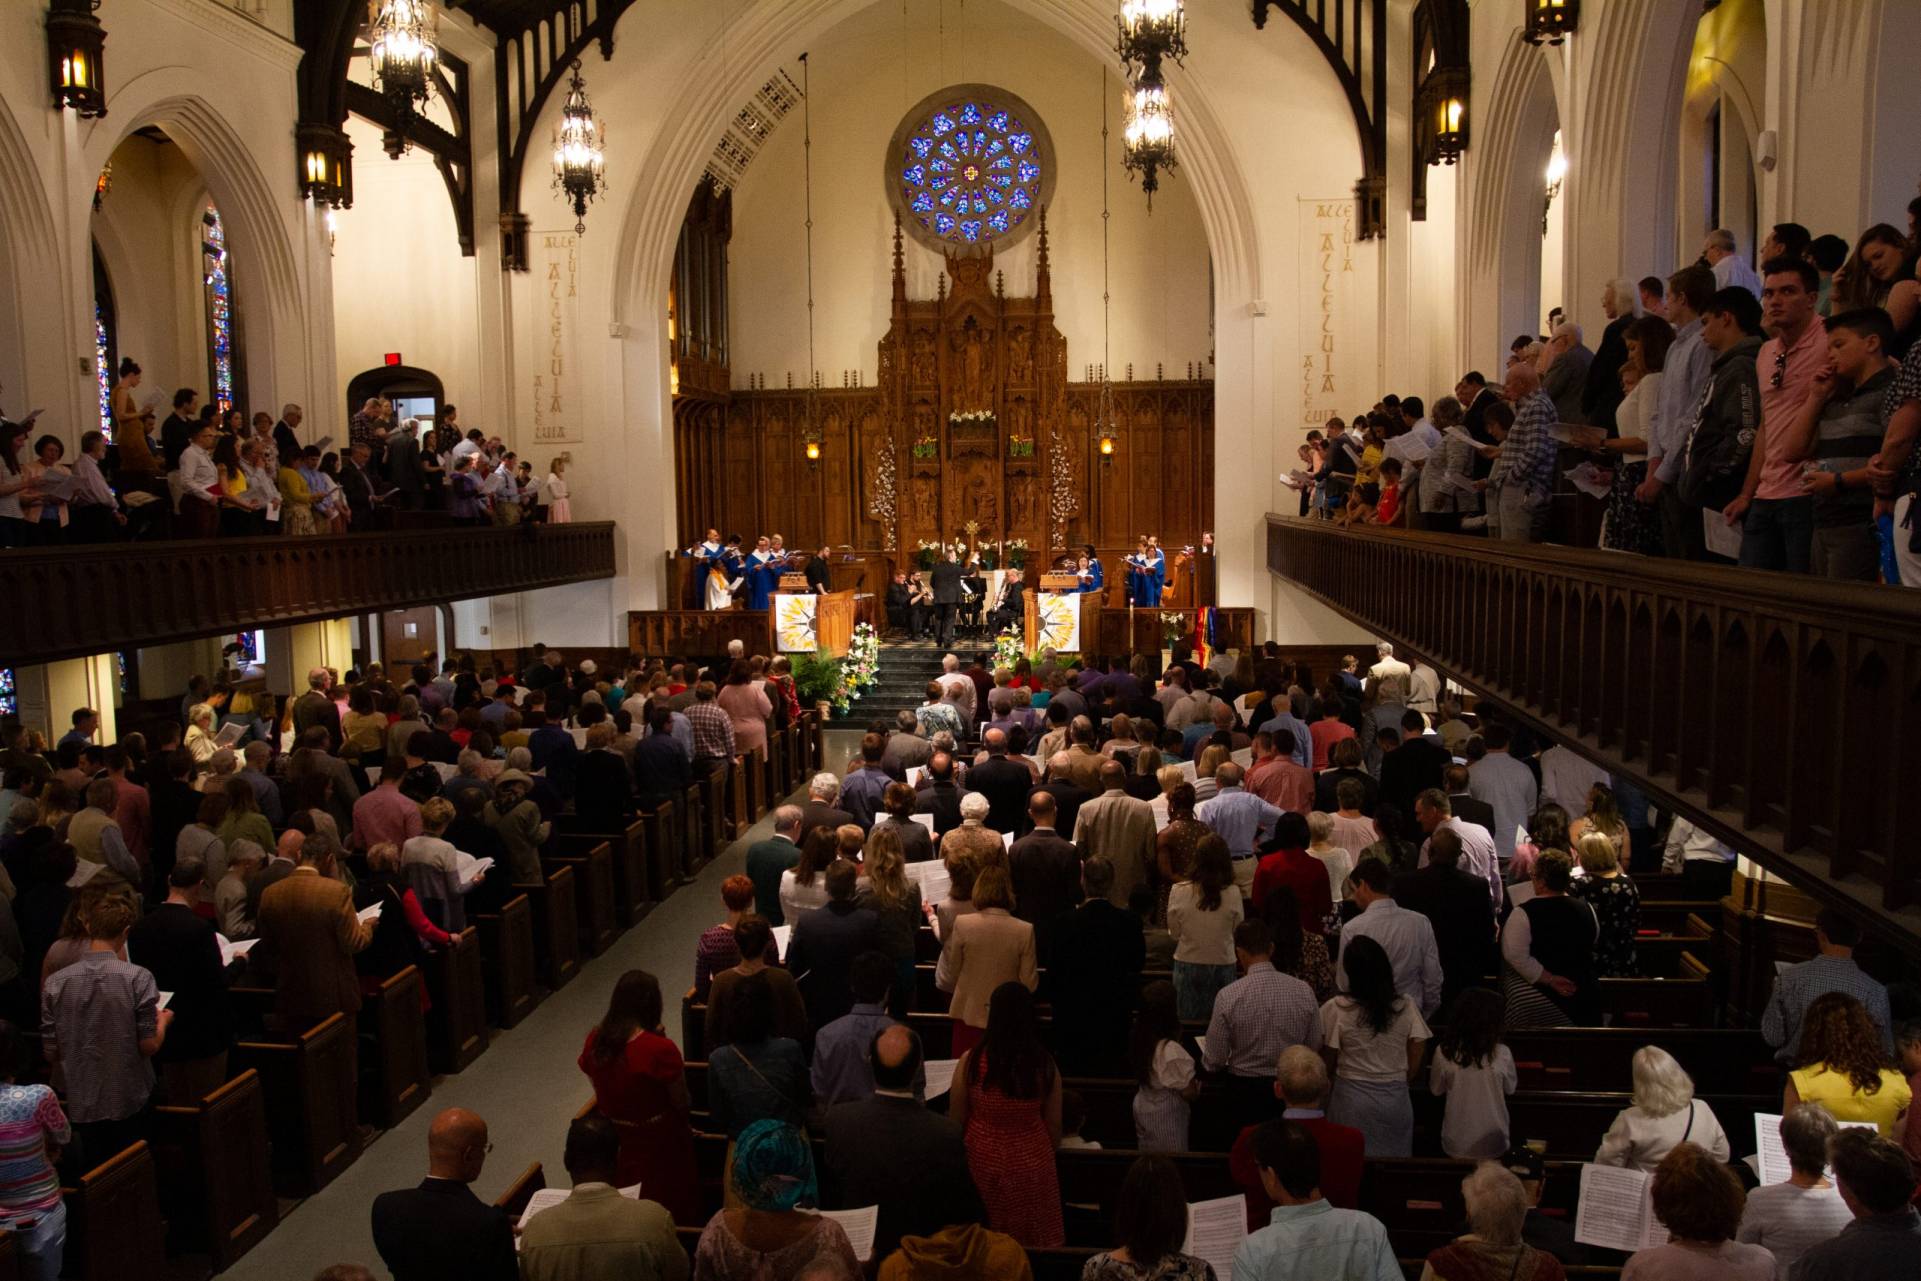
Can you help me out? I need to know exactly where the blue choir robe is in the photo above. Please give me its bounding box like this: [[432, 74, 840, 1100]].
[[1140, 551, 1166, 606], [747, 558, 783, 610], [1080, 558, 1105, 595]]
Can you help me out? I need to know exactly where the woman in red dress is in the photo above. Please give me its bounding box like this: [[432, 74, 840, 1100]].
[[577, 969, 700, 1224], [948, 981, 1065, 1247]]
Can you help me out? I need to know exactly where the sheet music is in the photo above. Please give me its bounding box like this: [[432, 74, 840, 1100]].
[[432, 761, 459, 781], [916, 863, 951, 905], [1548, 422, 1586, 444], [1574, 1163, 1667, 1252], [1564, 462, 1612, 499], [218, 935, 261, 967], [921, 1059, 959, 1099], [1183, 1194, 1248, 1281], [457, 851, 494, 891], [1443, 425, 1479, 446], [214, 721, 247, 748], [1230, 748, 1253, 768], [1178, 760, 1198, 783], [515, 1184, 644, 1241], [910, 813, 937, 836], [1753, 1112, 1877, 1185], [814, 1206, 879, 1261], [772, 925, 792, 960], [906, 766, 927, 788], [1507, 881, 1536, 909], [1396, 434, 1434, 463]]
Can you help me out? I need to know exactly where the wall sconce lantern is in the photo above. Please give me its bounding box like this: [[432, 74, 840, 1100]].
[[1522, 0, 1579, 47], [47, 0, 108, 118], [297, 122, 355, 208]]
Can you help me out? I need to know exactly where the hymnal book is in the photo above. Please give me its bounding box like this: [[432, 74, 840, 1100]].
[[1573, 1163, 1667, 1252], [813, 1206, 879, 1261], [1753, 1113, 1875, 1185], [922, 1059, 959, 1099], [1183, 1194, 1248, 1281], [457, 852, 494, 892]]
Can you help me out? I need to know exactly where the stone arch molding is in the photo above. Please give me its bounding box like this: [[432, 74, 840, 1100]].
[[1469, 32, 1559, 345], [609, 0, 1267, 331], [78, 67, 310, 409]]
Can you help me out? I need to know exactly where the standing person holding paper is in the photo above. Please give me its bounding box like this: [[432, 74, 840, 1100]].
[[1080, 1155, 1219, 1281], [519, 1114, 687, 1281], [1620, 1143, 1773, 1281], [578, 970, 700, 1226], [126, 856, 233, 1106], [950, 983, 1063, 1247], [369, 1107, 518, 1281], [693, 1120, 858, 1280], [1735, 1106, 1852, 1279], [936, 868, 1036, 1060], [255, 831, 371, 1084]]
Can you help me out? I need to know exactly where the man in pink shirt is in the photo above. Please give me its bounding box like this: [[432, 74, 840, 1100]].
[[349, 759, 423, 851], [1728, 257, 1826, 572], [1245, 730, 1314, 814], [104, 746, 151, 870]]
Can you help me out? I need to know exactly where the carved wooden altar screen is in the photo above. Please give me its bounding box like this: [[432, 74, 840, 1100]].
[[671, 213, 1213, 563]]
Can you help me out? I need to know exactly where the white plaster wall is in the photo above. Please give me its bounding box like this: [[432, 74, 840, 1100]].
[[724, 0, 1215, 386]]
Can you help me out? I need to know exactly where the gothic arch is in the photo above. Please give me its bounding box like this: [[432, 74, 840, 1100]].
[[1468, 32, 1558, 358], [0, 92, 66, 421]]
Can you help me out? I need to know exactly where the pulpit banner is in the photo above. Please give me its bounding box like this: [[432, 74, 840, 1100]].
[[775, 594, 819, 652], [532, 230, 583, 444], [1034, 592, 1082, 653]]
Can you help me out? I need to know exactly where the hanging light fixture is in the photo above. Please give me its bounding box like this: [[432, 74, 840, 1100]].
[[1097, 70, 1118, 463], [1522, 0, 1580, 47], [367, 0, 438, 148], [1121, 74, 1177, 208], [1421, 65, 1469, 165], [1542, 133, 1567, 235], [798, 52, 822, 466], [297, 122, 355, 208], [551, 60, 607, 236], [1116, 0, 1186, 83], [47, 0, 108, 119]]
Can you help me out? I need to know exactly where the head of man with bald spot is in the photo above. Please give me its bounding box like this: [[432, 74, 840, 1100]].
[[1098, 759, 1128, 792], [1504, 360, 1542, 402], [425, 1107, 493, 1184], [1047, 750, 1076, 782], [982, 726, 1008, 755], [871, 1023, 924, 1094]]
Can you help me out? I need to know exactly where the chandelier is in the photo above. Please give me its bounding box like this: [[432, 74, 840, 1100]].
[[368, 0, 438, 146], [1121, 75, 1177, 206], [1116, 0, 1186, 82], [551, 61, 607, 235]]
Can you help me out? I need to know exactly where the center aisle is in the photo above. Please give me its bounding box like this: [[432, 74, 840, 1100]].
[[223, 795, 800, 1281]]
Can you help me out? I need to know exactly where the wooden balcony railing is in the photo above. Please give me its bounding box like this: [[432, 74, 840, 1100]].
[[1267, 514, 1921, 942], [1, 523, 617, 667]]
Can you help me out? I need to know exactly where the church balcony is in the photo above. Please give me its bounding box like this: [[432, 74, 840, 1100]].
[[0, 522, 617, 668], [1266, 514, 1921, 949]]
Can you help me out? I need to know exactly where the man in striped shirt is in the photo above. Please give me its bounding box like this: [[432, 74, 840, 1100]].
[[1483, 363, 1558, 543]]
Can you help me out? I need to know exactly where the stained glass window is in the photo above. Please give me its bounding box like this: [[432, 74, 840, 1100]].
[[893, 91, 1049, 251], [202, 204, 234, 414], [0, 669, 13, 719], [94, 308, 113, 440], [231, 630, 264, 667]]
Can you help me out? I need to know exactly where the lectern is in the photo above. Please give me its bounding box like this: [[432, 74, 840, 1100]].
[[1025, 573, 1092, 654]]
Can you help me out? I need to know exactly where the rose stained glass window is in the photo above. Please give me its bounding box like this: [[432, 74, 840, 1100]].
[[891, 89, 1051, 252]]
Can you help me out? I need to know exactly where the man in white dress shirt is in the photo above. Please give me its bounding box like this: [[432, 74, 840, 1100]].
[[1703, 228, 1762, 297], [1336, 858, 1443, 1017], [1414, 789, 1501, 917]]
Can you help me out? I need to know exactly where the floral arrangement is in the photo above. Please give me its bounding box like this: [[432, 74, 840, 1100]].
[[915, 538, 942, 569], [1048, 424, 1079, 546], [1159, 611, 1189, 647], [991, 627, 1026, 672], [949, 410, 997, 430], [1004, 538, 1029, 568], [911, 435, 939, 460], [803, 622, 882, 718], [1007, 435, 1035, 459]]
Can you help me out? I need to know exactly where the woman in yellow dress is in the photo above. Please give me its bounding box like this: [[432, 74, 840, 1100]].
[[1784, 992, 1912, 1137]]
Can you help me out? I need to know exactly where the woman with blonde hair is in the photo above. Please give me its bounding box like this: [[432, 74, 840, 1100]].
[[1306, 810, 1356, 905], [1570, 829, 1639, 978], [1594, 1045, 1731, 1171], [543, 457, 572, 523], [936, 865, 1037, 1058], [184, 703, 220, 766], [1420, 1163, 1565, 1281], [1568, 783, 1628, 863], [856, 823, 923, 1016], [1192, 744, 1230, 802]]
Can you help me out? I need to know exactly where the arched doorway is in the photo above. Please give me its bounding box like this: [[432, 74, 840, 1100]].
[[344, 363, 446, 429]]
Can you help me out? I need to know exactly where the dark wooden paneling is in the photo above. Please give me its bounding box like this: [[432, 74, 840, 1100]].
[[1265, 513, 1921, 949], [0, 523, 616, 667]]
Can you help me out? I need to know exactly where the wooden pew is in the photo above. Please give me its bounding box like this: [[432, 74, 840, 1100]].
[[152, 1070, 278, 1270], [743, 747, 766, 823], [640, 801, 682, 896], [557, 815, 655, 924], [546, 838, 619, 958], [61, 1142, 164, 1281], [519, 864, 582, 991], [475, 893, 540, 1028], [426, 926, 490, 1073], [493, 1161, 546, 1220], [1507, 1027, 1777, 1094], [680, 782, 707, 879], [361, 965, 433, 1128], [701, 766, 729, 854], [232, 1011, 362, 1196]]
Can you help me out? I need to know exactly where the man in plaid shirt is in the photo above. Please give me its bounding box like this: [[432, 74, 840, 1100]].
[[1485, 363, 1558, 543], [685, 680, 737, 777]]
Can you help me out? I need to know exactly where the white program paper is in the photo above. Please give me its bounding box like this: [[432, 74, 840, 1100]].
[[1753, 1112, 1877, 1185], [214, 721, 247, 748], [1574, 1163, 1667, 1253], [1703, 508, 1743, 560], [66, 860, 104, 889], [771, 925, 793, 960], [905, 766, 927, 788], [457, 851, 495, 891], [157, 991, 173, 1012], [517, 1185, 643, 1238], [1001, 830, 1014, 850], [1564, 462, 1612, 499], [1230, 748, 1253, 768], [356, 902, 384, 926], [921, 1058, 959, 1099], [218, 935, 261, 967], [1183, 1194, 1248, 1281], [1178, 760, 1198, 783], [815, 1205, 880, 1261], [432, 761, 460, 782], [910, 813, 938, 836]]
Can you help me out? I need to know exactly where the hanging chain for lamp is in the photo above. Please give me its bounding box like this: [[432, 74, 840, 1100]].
[[1097, 67, 1117, 459], [801, 52, 822, 463], [552, 60, 607, 235], [368, 0, 438, 150], [1116, 0, 1186, 82]]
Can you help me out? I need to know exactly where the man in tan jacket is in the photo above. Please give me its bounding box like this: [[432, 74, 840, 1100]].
[[1072, 761, 1158, 908], [257, 830, 370, 1077]]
